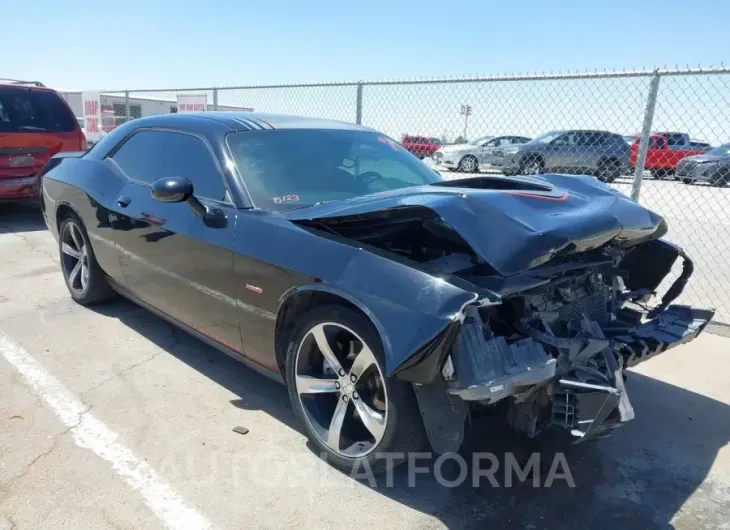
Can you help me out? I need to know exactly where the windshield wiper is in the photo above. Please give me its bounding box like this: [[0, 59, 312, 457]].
[[287, 200, 332, 211], [18, 125, 48, 131]]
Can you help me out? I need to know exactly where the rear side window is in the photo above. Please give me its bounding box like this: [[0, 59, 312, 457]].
[[0, 88, 76, 133], [665, 134, 685, 146], [576, 132, 603, 147], [109, 129, 226, 201]]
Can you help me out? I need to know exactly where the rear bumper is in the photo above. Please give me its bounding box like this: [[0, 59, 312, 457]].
[[0, 176, 41, 202]]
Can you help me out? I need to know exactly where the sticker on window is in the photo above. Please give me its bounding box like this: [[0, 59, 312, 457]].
[[376, 136, 399, 151], [273, 194, 300, 204]]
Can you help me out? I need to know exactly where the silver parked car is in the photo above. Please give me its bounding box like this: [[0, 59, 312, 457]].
[[676, 143, 730, 186], [433, 135, 531, 173], [496, 130, 630, 183]]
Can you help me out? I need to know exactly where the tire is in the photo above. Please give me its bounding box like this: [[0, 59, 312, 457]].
[[58, 213, 114, 305], [520, 156, 544, 176], [596, 159, 620, 183], [681, 177, 694, 185], [285, 304, 427, 475], [457, 155, 478, 173], [711, 172, 728, 188]]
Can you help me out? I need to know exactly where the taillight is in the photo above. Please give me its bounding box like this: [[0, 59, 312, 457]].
[[79, 129, 88, 151]]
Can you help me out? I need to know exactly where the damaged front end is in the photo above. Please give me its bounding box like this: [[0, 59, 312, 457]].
[[286, 175, 714, 452], [442, 238, 713, 445]]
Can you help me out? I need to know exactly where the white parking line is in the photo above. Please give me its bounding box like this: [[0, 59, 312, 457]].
[[0, 328, 217, 530]]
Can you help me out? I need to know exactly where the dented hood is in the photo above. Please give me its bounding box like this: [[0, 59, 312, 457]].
[[285, 174, 667, 276]]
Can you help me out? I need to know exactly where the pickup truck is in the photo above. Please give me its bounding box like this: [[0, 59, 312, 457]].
[[400, 134, 443, 159], [627, 132, 710, 178]]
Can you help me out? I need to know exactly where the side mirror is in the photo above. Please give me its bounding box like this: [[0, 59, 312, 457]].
[[151, 177, 193, 203], [151, 177, 207, 217]]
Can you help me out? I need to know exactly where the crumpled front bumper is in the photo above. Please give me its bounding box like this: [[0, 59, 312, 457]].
[[444, 304, 714, 442]]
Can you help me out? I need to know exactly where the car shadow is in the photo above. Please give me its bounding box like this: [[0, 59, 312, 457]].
[[92, 298, 730, 529], [0, 203, 46, 234]]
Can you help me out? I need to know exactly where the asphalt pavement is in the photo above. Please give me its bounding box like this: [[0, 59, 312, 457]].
[[1, 183, 730, 529]]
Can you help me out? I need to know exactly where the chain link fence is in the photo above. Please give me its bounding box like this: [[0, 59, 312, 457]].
[[90, 67, 730, 328]]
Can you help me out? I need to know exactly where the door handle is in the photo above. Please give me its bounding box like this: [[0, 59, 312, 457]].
[[117, 196, 131, 207]]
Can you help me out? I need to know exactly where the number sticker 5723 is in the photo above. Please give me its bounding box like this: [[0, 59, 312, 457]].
[[273, 194, 300, 204]]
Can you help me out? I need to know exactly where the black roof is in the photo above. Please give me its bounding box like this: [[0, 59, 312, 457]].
[[130, 111, 372, 133]]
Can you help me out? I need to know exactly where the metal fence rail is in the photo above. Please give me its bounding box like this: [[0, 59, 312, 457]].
[[97, 66, 730, 326]]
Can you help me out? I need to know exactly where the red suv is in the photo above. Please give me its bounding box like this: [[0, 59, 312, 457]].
[[401, 134, 442, 158], [0, 81, 86, 203]]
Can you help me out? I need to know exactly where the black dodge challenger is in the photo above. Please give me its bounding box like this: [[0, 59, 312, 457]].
[[41, 112, 713, 474]]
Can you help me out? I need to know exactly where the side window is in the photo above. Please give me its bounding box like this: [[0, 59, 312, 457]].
[[652, 137, 667, 149], [554, 133, 575, 146], [109, 130, 226, 201]]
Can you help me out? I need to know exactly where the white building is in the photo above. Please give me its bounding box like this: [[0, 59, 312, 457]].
[[58, 91, 253, 123]]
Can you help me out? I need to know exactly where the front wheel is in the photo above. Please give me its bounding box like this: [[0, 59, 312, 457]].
[[458, 155, 478, 173], [285, 305, 427, 475]]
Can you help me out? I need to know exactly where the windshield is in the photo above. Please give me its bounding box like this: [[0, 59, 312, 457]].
[[529, 131, 564, 144], [227, 129, 443, 212], [469, 135, 493, 146], [705, 143, 730, 156]]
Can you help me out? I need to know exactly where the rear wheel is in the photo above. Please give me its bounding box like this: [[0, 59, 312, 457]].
[[597, 159, 620, 183], [285, 305, 427, 475], [520, 156, 544, 176], [711, 171, 728, 188], [458, 155, 478, 173], [59, 214, 114, 305], [681, 177, 694, 185]]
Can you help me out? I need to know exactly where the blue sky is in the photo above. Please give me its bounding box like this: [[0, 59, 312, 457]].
[[3, 0, 727, 90]]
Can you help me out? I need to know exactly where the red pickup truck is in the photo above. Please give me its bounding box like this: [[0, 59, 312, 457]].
[[627, 132, 710, 179], [401, 134, 442, 159]]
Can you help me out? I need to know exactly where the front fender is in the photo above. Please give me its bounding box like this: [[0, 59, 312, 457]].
[[275, 250, 489, 381]]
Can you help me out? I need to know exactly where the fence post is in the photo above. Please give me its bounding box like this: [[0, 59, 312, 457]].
[[124, 90, 130, 121], [631, 72, 661, 201], [355, 82, 363, 125], [213, 88, 218, 111]]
